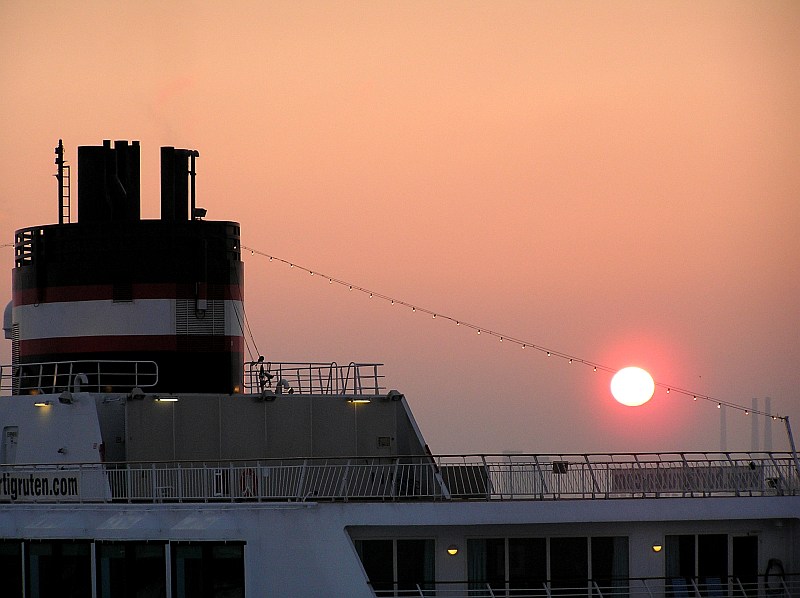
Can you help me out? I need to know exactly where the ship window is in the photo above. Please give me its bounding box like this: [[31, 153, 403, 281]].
[[26, 540, 91, 598], [468, 536, 622, 595], [397, 539, 434, 595], [550, 537, 588, 594], [591, 537, 629, 595], [96, 542, 166, 598], [509, 538, 547, 593], [355, 538, 435, 596], [467, 538, 506, 591], [171, 542, 245, 598], [356, 540, 394, 593], [0, 541, 22, 597], [666, 534, 729, 596], [732, 536, 758, 598]]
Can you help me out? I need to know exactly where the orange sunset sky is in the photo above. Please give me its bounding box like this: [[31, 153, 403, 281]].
[[1, 1, 798, 454]]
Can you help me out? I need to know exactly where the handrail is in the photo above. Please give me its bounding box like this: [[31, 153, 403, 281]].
[[0, 452, 797, 504], [0, 360, 159, 394], [243, 360, 384, 395], [366, 575, 800, 598]]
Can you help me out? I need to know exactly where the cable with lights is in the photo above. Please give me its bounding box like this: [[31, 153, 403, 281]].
[[242, 245, 786, 422]]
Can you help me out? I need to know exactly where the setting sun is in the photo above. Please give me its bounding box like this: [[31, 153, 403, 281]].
[[610, 367, 655, 407]]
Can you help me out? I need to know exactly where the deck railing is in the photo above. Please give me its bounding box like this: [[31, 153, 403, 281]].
[[369, 574, 800, 597], [0, 360, 159, 394], [243, 361, 385, 395], [0, 452, 797, 504], [0, 360, 382, 396]]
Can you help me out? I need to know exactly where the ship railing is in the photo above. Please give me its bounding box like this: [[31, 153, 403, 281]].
[[102, 456, 448, 503], [1, 452, 797, 503], [0, 360, 159, 395], [13, 226, 43, 267], [243, 361, 384, 395], [368, 574, 800, 597], [438, 452, 800, 499]]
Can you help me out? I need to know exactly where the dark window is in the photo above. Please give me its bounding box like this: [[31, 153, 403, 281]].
[[591, 537, 629, 597], [355, 539, 435, 596], [468, 538, 505, 591], [96, 542, 166, 598], [26, 541, 91, 598], [0, 541, 22, 597], [356, 540, 394, 593], [397, 539, 434, 596], [509, 538, 547, 596], [667, 534, 730, 597], [468, 536, 627, 596], [550, 537, 588, 595], [698, 535, 727, 596], [172, 542, 244, 598], [666, 534, 695, 577], [732, 536, 758, 598]]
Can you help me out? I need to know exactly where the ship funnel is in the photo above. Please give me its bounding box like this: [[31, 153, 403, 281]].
[[161, 146, 200, 221], [77, 140, 141, 223]]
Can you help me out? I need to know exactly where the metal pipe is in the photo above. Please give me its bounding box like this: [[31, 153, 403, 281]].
[[190, 150, 199, 218]]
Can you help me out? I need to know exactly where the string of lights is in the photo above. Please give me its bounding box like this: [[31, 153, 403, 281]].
[[0, 241, 785, 421], [242, 244, 786, 422]]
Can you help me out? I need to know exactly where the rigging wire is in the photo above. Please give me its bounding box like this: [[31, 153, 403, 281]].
[[0, 241, 786, 421], [242, 244, 786, 422]]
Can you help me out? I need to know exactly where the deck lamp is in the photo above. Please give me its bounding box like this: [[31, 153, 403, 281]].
[[447, 545, 459, 556], [652, 544, 663, 553]]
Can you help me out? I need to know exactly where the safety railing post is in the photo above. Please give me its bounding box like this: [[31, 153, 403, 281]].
[[339, 459, 351, 501], [533, 455, 548, 499], [585, 455, 600, 498], [481, 455, 491, 500], [229, 462, 235, 502], [296, 460, 307, 501]]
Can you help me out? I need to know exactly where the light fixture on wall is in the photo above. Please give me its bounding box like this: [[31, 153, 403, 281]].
[[348, 399, 371, 404], [652, 543, 663, 553], [154, 396, 179, 402], [34, 400, 52, 407], [447, 545, 459, 556]]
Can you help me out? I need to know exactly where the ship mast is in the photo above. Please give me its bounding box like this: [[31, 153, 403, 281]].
[[55, 139, 71, 224]]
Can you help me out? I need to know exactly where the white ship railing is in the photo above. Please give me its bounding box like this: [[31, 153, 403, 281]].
[[243, 361, 384, 395], [0, 360, 158, 394], [369, 574, 800, 597], [0, 452, 797, 504]]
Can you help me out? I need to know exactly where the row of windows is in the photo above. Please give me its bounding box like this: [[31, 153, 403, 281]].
[[355, 534, 759, 598], [0, 540, 244, 598], [355, 536, 628, 596], [468, 536, 627, 593]]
